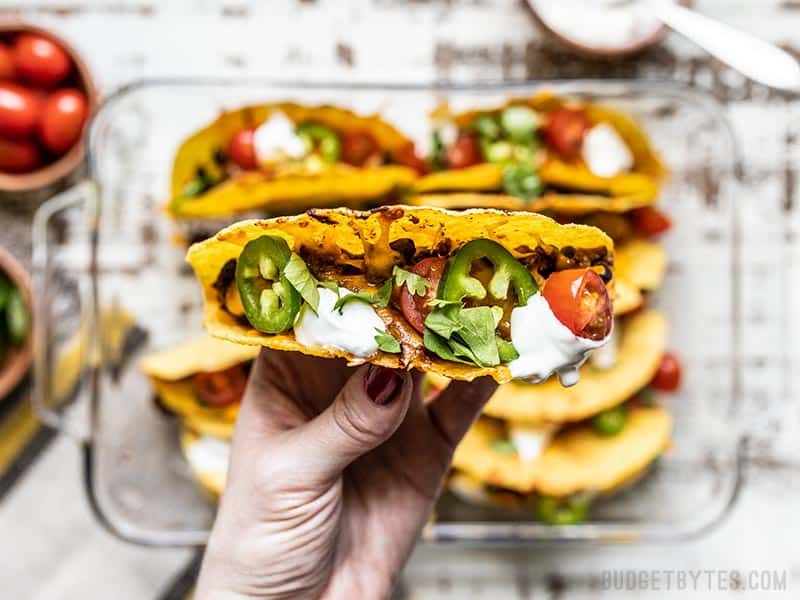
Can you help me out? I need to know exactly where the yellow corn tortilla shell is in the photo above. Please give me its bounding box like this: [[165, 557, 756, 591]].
[[179, 428, 228, 500], [140, 336, 259, 381], [415, 93, 664, 213], [152, 379, 238, 440], [612, 277, 643, 316], [187, 205, 614, 383], [616, 237, 667, 292], [483, 310, 666, 422], [169, 103, 418, 219], [452, 407, 671, 496]]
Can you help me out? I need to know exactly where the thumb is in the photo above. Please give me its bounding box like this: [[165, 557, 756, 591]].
[[293, 364, 412, 484]]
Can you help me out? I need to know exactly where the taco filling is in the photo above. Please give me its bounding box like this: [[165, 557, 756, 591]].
[[418, 97, 662, 207], [188, 207, 615, 384]]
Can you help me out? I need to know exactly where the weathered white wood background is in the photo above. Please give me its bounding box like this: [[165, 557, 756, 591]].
[[0, 0, 799, 598]]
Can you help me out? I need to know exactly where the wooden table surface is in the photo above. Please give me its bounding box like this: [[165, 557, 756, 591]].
[[0, 1, 798, 598]]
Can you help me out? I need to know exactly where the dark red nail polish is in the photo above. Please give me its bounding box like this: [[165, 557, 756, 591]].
[[364, 365, 403, 405]]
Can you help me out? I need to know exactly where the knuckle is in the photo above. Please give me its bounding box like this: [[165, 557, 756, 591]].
[[331, 396, 386, 446]]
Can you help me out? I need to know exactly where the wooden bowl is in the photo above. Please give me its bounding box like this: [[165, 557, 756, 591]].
[[526, 0, 693, 58], [0, 21, 98, 193], [0, 247, 33, 400]]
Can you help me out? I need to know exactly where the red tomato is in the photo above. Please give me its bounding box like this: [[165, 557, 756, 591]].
[[0, 136, 40, 172], [629, 207, 672, 237], [542, 268, 612, 341], [446, 131, 482, 170], [400, 257, 448, 334], [0, 82, 40, 138], [650, 352, 682, 391], [341, 131, 379, 166], [39, 88, 87, 154], [12, 34, 71, 88], [393, 142, 428, 175], [228, 128, 258, 170], [0, 44, 14, 80], [192, 364, 248, 407], [544, 107, 590, 159]]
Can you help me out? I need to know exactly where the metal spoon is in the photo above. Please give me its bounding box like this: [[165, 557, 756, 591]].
[[647, 1, 800, 92]]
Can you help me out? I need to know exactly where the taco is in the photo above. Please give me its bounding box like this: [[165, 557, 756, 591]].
[[141, 336, 257, 439], [187, 205, 616, 384], [169, 103, 425, 219], [451, 406, 671, 500], [415, 93, 664, 212], [482, 310, 666, 422], [179, 427, 229, 499]]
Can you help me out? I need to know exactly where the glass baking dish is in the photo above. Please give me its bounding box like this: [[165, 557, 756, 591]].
[[32, 79, 744, 547]]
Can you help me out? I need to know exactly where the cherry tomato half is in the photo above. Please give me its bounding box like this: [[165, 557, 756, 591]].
[[39, 88, 87, 154], [228, 128, 258, 170], [393, 142, 428, 175], [629, 206, 672, 237], [544, 107, 590, 159], [12, 34, 71, 88], [0, 44, 15, 80], [192, 364, 249, 407], [400, 257, 448, 334], [0, 136, 40, 172], [650, 351, 682, 391], [447, 131, 482, 170], [0, 82, 40, 138], [340, 131, 379, 166], [542, 268, 612, 341]]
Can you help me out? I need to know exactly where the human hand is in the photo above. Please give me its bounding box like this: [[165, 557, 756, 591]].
[[195, 349, 497, 600]]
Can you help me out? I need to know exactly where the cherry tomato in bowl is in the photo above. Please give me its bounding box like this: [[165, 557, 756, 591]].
[[39, 88, 87, 154], [228, 128, 258, 170], [544, 107, 590, 160], [399, 257, 448, 334], [542, 268, 612, 341], [0, 137, 40, 173], [12, 33, 71, 88], [650, 351, 682, 391], [0, 82, 40, 138], [192, 364, 249, 407]]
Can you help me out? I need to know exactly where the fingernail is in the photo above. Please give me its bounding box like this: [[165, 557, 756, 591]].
[[364, 365, 403, 406]]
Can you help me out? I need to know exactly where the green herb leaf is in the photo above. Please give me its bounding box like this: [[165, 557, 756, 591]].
[[496, 336, 519, 363], [284, 253, 320, 313], [393, 266, 429, 297], [428, 129, 447, 171], [502, 164, 543, 200], [451, 306, 502, 367], [424, 304, 463, 339], [333, 280, 392, 314], [422, 328, 472, 365], [374, 328, 401, 354], [426, 298, 460, 309], [317, 279, 340, 295], [491, 439, 517, 454]]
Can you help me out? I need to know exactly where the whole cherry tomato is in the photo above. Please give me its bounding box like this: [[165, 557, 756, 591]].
[[39, 88, 88, 154], [0, 44, 15, 80], [544, 107, 590, 159], [192, 364, 249, 407], [0, 82, 40, 138], [228, 128, 258, 170], [393, 142, 428, 175], [542, 268, 612, 341], [446, 131, 482, 169], [0, 137, 40, 172], [12, 33, 71, 88], [340, 131, 379, 166], [650, 352, 682, 391], [629, 206, 672, 237], [399, 257, 448, 334]]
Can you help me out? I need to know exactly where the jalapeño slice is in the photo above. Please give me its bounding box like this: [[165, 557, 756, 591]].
[[437, 239, 538, 306], [236, 235, 301, 334]]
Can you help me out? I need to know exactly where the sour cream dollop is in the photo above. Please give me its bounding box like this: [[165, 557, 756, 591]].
[[294, 287, 387, 358], [582, 123, 634, 178], [508, 293, 610, 386], [253, 111, 307, 164], [508, 422, 558, 462], [186, 435, 231, 475]]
